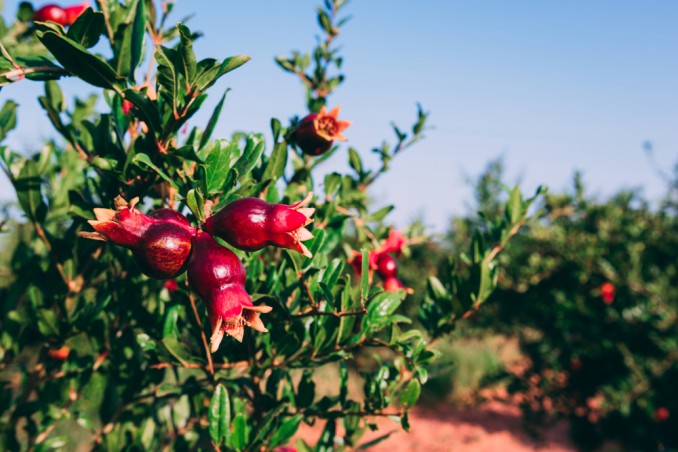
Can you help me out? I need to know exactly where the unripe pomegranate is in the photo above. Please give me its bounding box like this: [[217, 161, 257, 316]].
[[600, 282, 615, 304], [376, 253, 398, 278], [33, 4, 68, 25], [204, 193, 315, 258], [187, 231, 272, 349], [79, 197, 196, 279], [293, 106, 351, 156]]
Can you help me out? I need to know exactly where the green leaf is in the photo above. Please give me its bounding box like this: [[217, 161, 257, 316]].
[[262, 140, 288, 182], [17, 2, 34, 22], [360, 249, 369, 302], [209, 384, 231, 445], [36, 309, 60, 337], [66, 8, 105, 48], [123, 88, 162, 134], [129, 0, 146, 78], [398, 379, 421, 407], [199, 90, 228, 150], [507, 185, 523, 224], [177, 24, 197, 85], [348, 147, 362, 175], [364, 291, 402, 332], [15, 160, 48, 222], [270, 415, 302, 448], [296, 371, 315, 409], [0, 100, 17, 142], [155, 46, 178, 113], [162, 304, 181, 339], [233, 134, 265, 177], [203, 141, 238, 194], [230, 414, 248, 452], [161, 338, 195, 366], [132, 153, 179, 189], [38, 31, 124, 93], [185, 188, 205, 222]]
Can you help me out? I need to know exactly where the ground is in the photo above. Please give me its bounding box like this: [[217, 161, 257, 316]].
[[296, 400, 575, 451]]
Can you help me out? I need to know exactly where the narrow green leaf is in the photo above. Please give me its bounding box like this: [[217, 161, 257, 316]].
[[132, 153, 179, 189], [0, 100, 17, 142], [360, 248, 369, 302], [177, 23, 197, 85], [233, 134, 265, 177], [38, 31, 124, 93], [270, 415, 302, 448], [15, 160, 48, 222], [209, 384, 231, 445], [66, 8, 104, 48], [185, 188, 205, 222], [161, 338, 195, 366], [162, 304, 181, 339], [199, 90, 228, 150], [262, 141, 288, 182], [129, 0, 146, 78]]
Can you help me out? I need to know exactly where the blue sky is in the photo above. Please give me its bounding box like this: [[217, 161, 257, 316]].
[[2, 0, 677, 231]]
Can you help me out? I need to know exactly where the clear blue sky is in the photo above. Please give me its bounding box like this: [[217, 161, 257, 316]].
[[2, 1, 677, 231]]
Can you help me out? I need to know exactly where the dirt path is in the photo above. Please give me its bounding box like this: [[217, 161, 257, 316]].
[[296, 401, 575, 451]]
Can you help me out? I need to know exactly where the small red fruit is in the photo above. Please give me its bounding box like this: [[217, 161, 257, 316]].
[[204, 193, 315, 258], [164, 279, 179, 292], [187, 231, 272, 349], [79, 197, 196, 279], [655, 407, 670, 422], [294, 106, 351, 156], [600, 282, 615, 304], [376, 253, 398, 278], [33, 4, 68, 25], [121, 99, 134, 115], [570, 358, 582, 371], [380, 230, 406, 255], [383, 276, 406, 293]]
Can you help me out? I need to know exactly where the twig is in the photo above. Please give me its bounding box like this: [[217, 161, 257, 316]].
[[2, 65, 69, 82], [185, 281, 215, 375]]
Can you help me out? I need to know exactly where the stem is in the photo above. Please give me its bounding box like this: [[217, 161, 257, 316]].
[[34, 222, 70, 287], [2, 65, 69, 82], [186, 282, 215, 375]]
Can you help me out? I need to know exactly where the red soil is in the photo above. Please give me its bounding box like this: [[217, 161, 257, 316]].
[[295, 401, 575, 451]]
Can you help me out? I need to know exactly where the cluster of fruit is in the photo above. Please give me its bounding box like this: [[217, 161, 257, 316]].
[[80, 194, 315, 351], [350, 230, 410, 293], [79, 106, 351, 351]]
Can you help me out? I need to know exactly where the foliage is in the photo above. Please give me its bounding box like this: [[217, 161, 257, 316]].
[[464, 160, 678, 450], [0, 1, 538, 450]]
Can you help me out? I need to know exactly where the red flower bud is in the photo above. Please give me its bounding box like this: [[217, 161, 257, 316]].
[[48, 345, 70, 361], [349, 250, 379, 275], [64, 2, 88, 25], [383, 276, 406, 293], [294, 106, 351, 156], [187, 231, 272, 349], [204, 193, 315, 258], [122, 99, 134, 115], [379, 230, 406, 255], [79, 197, 196, 279], [33, 4, 68, 26], [376, 253, 398, 278], [600, 282, 615, 304]]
